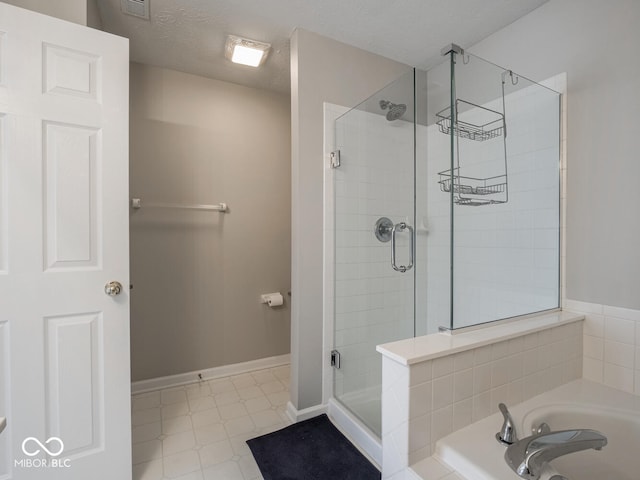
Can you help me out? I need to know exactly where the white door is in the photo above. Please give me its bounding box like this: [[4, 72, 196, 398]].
[[0, 4, 130, 479]]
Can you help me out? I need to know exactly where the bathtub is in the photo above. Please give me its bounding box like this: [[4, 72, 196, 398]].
[[428, 379, 640, 480]]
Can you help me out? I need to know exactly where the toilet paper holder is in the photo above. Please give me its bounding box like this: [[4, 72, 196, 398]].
[[260, 292, 284, 307]]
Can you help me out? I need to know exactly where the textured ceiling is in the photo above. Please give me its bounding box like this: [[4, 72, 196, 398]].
[[96, 0, 548, 94]]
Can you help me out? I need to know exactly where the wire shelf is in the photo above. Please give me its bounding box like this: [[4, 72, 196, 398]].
[[436, 99, 505, 142], [438, 171, 507, 206]]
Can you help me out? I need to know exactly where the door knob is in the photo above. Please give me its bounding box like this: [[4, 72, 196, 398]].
[[104, 281, 123, 296]]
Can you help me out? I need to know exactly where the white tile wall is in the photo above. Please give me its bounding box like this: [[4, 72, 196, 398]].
[[381, 320, 583, 478], [565, 299, 640, 395], [381, 358, 410, 479], [408, 321, 581, 463], [382, 298, 640, 479], [425, 81, 562, 331], [333, 107, 415, 431]]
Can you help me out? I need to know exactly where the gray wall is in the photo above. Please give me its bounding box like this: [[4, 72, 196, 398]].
[[469, 0, 640, 310], [1, 0, 86, 24], [130, 63, 291, 381], [290, 29, 410, 410], [86, 0, 102, 29]]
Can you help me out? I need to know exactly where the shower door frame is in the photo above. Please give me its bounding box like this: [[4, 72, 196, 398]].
[[322, 68, 418, 455], [322, 101, 390, 466]]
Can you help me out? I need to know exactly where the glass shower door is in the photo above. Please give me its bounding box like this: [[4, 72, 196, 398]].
[[333, 70, 415, 437]]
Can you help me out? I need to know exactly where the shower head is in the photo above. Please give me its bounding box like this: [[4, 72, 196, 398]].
[[386, 103, 407, 121], [379, 99, 407, 121]]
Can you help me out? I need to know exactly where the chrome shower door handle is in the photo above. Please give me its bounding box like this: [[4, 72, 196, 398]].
[[391, 222, 414, 273]]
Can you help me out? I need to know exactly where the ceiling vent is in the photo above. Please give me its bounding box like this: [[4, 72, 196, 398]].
[[121, 0, 149, 20]]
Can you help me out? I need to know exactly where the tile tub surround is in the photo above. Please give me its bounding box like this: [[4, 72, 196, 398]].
[[378, 311, 584, 479], [423, 379, 640, 480], [564, 299, 640, 395]]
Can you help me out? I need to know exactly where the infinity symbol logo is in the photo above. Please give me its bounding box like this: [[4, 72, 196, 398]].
[[21, 437, 65, 457]]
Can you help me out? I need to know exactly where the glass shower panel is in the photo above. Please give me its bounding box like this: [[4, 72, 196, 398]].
[[450, 54, 561, 329], [333, 70, 415, 436], [416, 63, 452, 335]]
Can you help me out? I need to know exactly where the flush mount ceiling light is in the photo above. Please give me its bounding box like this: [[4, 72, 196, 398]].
[[225, 35, 271, 67]]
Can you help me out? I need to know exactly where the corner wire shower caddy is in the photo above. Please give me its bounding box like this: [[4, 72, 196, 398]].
[[436, 69, 514, 206]]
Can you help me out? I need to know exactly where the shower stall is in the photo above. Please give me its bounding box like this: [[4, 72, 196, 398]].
[[328, 45, 561, 451]]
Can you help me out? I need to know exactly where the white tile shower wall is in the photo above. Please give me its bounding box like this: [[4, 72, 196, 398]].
[[426, 83, 561, 331], [333, 108, 415, 429], [565, 299, 640, 395], [382, 355, 410, 479], [381, 320, 582, 477]]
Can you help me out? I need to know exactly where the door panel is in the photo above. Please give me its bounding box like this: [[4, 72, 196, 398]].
[[0, 4, 130, 479], [0, 320, 8, 477], [0, 113, 6, 273], [43, 43, 101, 101], [44, 312, 103, 457], [43, 121, 100, 270]]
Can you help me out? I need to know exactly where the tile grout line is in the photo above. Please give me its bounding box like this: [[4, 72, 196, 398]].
[[132, 364, 291, 480]]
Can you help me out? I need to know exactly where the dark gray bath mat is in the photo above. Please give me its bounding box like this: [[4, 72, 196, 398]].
[[247, 414, 381, 480]]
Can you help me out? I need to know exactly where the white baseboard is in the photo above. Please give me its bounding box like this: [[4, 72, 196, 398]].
[[131, 353, 291, 394], [285, 401, 327, 424]]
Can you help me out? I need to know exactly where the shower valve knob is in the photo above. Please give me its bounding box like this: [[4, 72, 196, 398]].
[[375, 217, 394, 243]]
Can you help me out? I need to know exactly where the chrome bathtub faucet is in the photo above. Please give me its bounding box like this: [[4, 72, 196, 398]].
[[496, 403, 518, 445], [504, 429, 608, 480]]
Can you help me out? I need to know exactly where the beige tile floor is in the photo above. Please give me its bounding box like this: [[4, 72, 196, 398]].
[[132, 365, 291, 480]]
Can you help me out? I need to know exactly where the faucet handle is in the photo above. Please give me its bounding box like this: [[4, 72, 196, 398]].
[[496, 403, 518, 445], [506, 429, 607, 479], [533, 422, 551, 435]]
